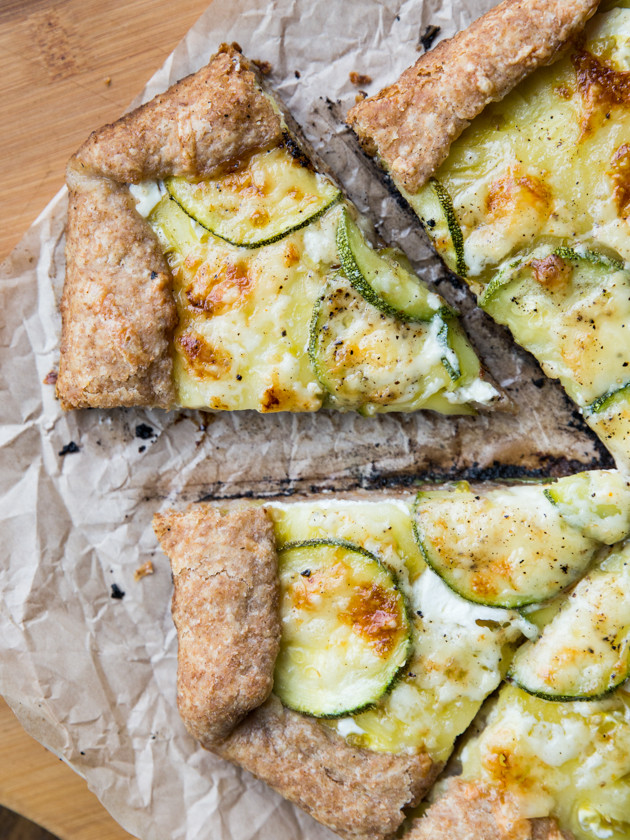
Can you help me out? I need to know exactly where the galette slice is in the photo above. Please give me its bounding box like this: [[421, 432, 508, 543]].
[[348, 0, 630, 468], [57, 44, 498, 416], [152, 468, 630, 839]]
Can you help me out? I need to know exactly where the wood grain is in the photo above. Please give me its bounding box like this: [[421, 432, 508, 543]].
[[0, 698, 133, 839], [0, 0, 210, 260], [0, 0, 210, 836]]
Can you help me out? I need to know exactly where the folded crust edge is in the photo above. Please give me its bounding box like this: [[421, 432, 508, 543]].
[[153, 501, 441, 840], [347, 0, 600, 194]]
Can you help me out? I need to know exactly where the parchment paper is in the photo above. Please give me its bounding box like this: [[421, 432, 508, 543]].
[[0, 1, 613, 839]]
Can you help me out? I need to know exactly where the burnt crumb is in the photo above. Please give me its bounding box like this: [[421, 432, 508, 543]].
[[150, 270, 158, 280], [138, 445, 146, 453], [355, 91, 368, 103], [294, 70, 301, 79], [253, 59, 272, 75], [419, 24, 441, 52], [300, 569, 312, 577], [281, 133, 313, 170], [43, 369, 58, 385], [532, 378, 546, 388], [236, 374, 243, 381], [110, 583, 125, 600], [58, 441, 80, 456], [350, 71, 372, 87], [135, 423, 155, 440]]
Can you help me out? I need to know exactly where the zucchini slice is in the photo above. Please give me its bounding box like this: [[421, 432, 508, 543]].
[[412, 484, 600, 609], [165, 145, 342, 248], [308, 274, 476, 415], [544, 469, 630, 545], [479, 247, 630, 407], [584, 383, 630, 471], [336, 208, 446, 321], [274, 539, 411, 717], [509, 542, 630, 701]]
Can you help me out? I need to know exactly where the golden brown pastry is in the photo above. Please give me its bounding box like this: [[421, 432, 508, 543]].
[[347, 0, 600, 194], [154, 502, 439, 840]]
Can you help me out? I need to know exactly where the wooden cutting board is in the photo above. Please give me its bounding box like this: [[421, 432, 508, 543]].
[[0, 0, 208, 836], [0, 0, 211, 261]]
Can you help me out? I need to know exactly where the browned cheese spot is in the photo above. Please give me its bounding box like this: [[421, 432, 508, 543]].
[[610, 143, 630, 219], [185, 261, 253, 316], [261, 385, 282, 410], [340, 582, 404, 658], [177, 331, 232, 380], [485, 170, 551, 220], [283, 242, 300, 267], [573, 49, 630, 137], [529, 254, 574, 291]]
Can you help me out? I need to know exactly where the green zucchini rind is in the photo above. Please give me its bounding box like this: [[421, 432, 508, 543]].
[[273, 538, 411, 718], [335, 208, 446, 322], [587, 381, 630, 415], [429, 178, 467, 277], [508, 543, 630, 701], [412, 484, 600, 610], [164, 144, 342, 249]]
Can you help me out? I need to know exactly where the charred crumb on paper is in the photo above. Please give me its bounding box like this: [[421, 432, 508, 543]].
[[138, 445, 146, 453], [58, 441, 80, 456], [110, 583, 125, 600], [294, 70, 301, 79], [135, 423, 155, 440], [134, 560, 155, 582], [43, 369, 58, 385], [418, 24, 441, 52]]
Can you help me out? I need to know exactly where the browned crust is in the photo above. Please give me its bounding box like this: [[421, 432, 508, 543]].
[[56, 173, 177, 409], [153, 505, 280, 744], [58, 44, 283, 409], [405, 779, 574, 840], [217, 695, 440, 840], [71, 44, 283, 182], [347, 0, 600, 194], [154, 500, 440, 838]]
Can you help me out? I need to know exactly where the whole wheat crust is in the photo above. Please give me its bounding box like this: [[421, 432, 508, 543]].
[[56, 45, 283, 410], [347, 0, 600, 194], [153, 503, 439, 840], [406, 779, 573, 840]]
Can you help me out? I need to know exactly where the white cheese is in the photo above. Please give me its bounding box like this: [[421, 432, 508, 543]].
[[335, 717, 367, 738], [412, 567, 537, 639], [128, 180, 165, 218], [444, 378, 500, 406], [302, 207, 340, 266]]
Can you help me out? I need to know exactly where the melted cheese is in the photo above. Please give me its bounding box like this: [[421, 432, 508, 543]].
[[268, 499, 526, 761], [411, 8, 630, 278], [151, 196, 342, 411], [460, 685, 630, 839]]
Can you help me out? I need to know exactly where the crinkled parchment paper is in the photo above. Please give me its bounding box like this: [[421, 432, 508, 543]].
[[0, 1, 613, 838]]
